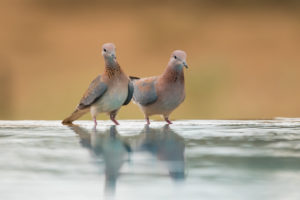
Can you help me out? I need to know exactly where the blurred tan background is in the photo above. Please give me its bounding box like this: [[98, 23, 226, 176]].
[[0, 0, 300, 120]]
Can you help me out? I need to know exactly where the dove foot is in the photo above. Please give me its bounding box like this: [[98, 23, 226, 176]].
[[145, 117, 150, 125], [111, 118, 120, 125], [110, 112, 120, 125], [164, 117, 172, 124], [93, 117, 98, 128]]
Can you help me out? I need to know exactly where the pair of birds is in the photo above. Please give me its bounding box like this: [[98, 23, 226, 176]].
[[62, 43, 188, 127]]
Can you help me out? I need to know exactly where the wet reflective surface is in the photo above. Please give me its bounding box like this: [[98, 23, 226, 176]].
[[0, 119, 300, 200]]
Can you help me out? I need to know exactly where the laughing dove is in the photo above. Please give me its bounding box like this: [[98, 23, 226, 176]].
[[62, 43, 133, 127], [131, 50, 188, 124]]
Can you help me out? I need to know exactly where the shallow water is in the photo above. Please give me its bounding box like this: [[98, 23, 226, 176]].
[[0, 119, 300, 200]]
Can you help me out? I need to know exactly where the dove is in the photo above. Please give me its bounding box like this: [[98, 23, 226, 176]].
[[62, 43, 133, 127], [131, 50, 188, 124]]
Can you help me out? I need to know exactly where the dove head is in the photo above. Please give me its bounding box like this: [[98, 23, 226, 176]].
[[102, 43, 117, 65], [168, 50, 188, 70]]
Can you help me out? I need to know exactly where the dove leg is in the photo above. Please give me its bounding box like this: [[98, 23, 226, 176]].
[[110, 110, 120, 125], [164, 116, 172, 124]]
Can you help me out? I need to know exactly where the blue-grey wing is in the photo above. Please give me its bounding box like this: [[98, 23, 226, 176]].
[[78, 75, 107, 109], [133, 77, 158, 106], [123, 81, 134, 105]]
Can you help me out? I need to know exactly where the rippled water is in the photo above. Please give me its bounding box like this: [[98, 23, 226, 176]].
[[0, 119, 300, 200]]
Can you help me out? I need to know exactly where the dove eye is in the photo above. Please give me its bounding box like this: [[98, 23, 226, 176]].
[[174, 56, 177, 59], [103, 48, 107, 52]]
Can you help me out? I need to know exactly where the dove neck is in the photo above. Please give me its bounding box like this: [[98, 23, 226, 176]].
[[162, 64, 184, 83], [104, 61, 121, 78]]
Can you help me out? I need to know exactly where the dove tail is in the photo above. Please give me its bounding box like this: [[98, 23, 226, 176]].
[[62, 108, 89, 125]]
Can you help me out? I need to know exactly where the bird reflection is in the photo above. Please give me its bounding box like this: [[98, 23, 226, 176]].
[[68, 125, 131, 196], [138, 125, 186, 181], [67, 124, 185, 196]]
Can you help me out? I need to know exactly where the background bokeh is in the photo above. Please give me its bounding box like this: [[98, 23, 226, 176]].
[[0, 0, 299, 120]]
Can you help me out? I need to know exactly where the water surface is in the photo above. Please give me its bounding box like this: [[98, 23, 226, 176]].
[[0, 119, 300, 200]]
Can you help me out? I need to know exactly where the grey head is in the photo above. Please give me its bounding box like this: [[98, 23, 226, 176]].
[[168, 50, 188, 70], [102, 43, 117, 66]]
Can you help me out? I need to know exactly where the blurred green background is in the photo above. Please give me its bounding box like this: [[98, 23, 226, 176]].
[[0, 0, 300, 120]]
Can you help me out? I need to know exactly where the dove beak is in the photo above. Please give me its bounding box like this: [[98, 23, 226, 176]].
[[183, 61, 188, 69]]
